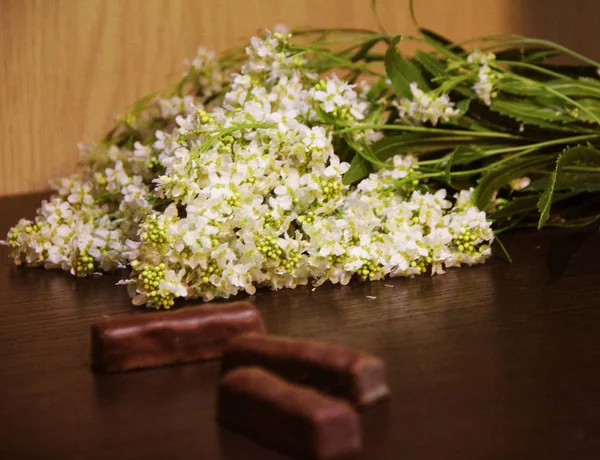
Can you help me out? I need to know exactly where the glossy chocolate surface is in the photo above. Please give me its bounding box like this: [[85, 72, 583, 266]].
[[92, 301, 265, 372], [222, 334, 390, 407], [218, 367, 361, 459]]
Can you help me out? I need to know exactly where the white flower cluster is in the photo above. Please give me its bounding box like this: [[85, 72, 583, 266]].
[[467, 50, 498, 106], [5, 183, 130, 275], [243, 30, 307, 82], [158, 95, 197, 119], [309, 76, 382, 144], [310, 74, 369, 121], [4, 29, 494, 309], [185, 46, 226, 99], [393, 82, 460, 126]]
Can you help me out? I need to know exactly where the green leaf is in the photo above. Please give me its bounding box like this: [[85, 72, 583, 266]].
[[314, 106, 339, 125], [580, 77, 600, 89], [523, 49, 561, 63], [371, 132, 427, 156], [419, 28, 464, 62], [385, 36, 430, 98], [529, 169, 600, 193], [492, 98, 573, 123], [501, 78, 600, 100], [419, 28, 465, 54], [576, 99, 600, 123], [366, 77, 390, 101], [343, 154, 372, 185], [537, 145, 600, 228], [350, 38, 381, 63], [345, 136, 390, 169], [499, 78, 551, 97], [456, 98, 472, 114], [544, 82, 600, 98], [439, 144, 511, 168], [489, 97, 578, 131], [413, 50, 446, 77], [473, 156, 553, 210], [490, 191, 575, 221]]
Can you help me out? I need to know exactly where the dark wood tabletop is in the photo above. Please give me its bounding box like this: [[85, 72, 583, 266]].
[[1, 192, 599, 460]]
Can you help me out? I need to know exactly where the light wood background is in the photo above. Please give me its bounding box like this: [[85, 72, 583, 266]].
[[1, 0, 598, 196]]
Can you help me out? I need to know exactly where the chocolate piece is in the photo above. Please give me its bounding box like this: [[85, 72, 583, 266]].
[[91, 302, 265, 372], [221, 334, 390, 408], [218, 367, 361, 459]]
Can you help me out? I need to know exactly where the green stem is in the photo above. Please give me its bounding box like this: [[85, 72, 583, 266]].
[[513, 36, 600, 68], [198, 123, 276, 135], [435, 75, 472, 95], [549, 83, 600, 97], [290, 47, 385, 76], [335, 123, 523, 139], [452, 34, 519, 49], [311, 52, 383, 76], [495, 60, 575, 81], [414, 145, 547, 180], [303, 33, 392, 47], [477, 134, 600, 157], [418, 134, 600, 168], [492, 234, 513, 263], [443, 145, 542, 178], [482, 36, 600, 68], [418, 158, 444, 165], [292, 28, 381, 36]]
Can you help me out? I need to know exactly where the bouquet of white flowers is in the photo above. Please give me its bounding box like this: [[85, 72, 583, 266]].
[[4, 23, 599, 308]]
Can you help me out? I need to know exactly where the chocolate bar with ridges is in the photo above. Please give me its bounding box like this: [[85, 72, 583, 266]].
[[221, 334, 390, 408], [91, 302, 265, 372], [218, 367, 361, 459]]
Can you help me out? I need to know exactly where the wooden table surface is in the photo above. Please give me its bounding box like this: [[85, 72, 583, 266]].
[[1, 193, 599, 460]]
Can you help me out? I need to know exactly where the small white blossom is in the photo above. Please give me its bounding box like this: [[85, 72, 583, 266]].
[[509, 176, 531, 191], [393, 83, 460, 126], [467, 50, 498, 106]]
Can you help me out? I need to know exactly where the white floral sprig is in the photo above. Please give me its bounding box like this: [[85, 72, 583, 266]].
[[393, 82, 460, 125], [467, 50, 498, 106], [3, 28, 495, 309]]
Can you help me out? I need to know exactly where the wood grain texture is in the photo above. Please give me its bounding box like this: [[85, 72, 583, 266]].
[[1, 0, 598, 196], [1, 192, 600, 459]]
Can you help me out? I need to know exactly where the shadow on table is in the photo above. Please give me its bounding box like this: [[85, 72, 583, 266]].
[[545, 227, 597, 285]]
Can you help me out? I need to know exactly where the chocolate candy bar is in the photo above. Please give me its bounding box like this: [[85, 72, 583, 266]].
[[218, 367, 362, 459], [91, 301, 265, 372], [221, 334, 390, 408]]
